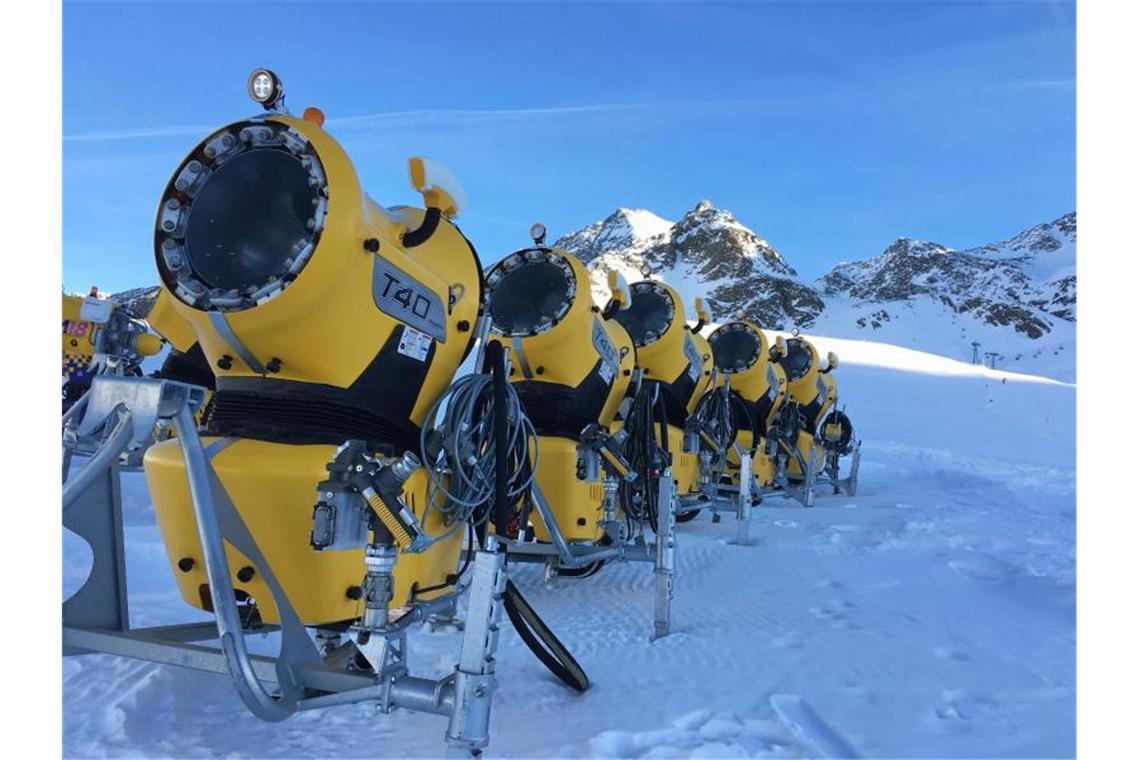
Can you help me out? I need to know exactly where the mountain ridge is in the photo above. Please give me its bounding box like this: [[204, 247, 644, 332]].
[[554, 204, 1075, 380]]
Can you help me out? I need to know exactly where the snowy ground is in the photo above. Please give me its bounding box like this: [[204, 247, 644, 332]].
[[63, 336, 1075, 758]]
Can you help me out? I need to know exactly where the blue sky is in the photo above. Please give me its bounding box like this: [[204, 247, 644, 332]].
[[63, 0, 1075, 293]]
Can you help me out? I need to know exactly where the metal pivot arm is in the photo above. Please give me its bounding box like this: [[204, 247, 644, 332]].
[[803, 446, 817, 507], [653, 469, 676, 641], [62, 389, 91, 483], [64, 377, 209, 640], [848, 443, 861, 496], [171, 404, 295, 722], [62, 406, 133, 510], [735, 448, 754, 545], [525, 482, 622, 569], [446, 536, 508, 755]]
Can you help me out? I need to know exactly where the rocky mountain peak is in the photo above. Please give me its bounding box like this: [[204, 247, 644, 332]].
[[553, 207, 670, 265], [818, 214, 1077, 344], [557, 203, 821, 330], [880, 238, 950, 260]]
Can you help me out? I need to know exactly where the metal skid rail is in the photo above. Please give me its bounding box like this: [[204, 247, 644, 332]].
[[503, 468, 678, 640], [62, 376, 506, 755], [712, 437, 861, 512], [677, 441, 757, 544]]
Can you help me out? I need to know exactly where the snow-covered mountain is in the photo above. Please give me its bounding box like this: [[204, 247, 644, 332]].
[[555, 205, 1075, 381], [555, 201, 824, 330]]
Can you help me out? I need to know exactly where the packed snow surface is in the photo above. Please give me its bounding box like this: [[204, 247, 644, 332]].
[[63, 335, 1075, 758]]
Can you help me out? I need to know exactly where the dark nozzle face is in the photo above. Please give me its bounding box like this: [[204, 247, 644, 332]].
[[156, 121, 328, 311], [612, 283, 674, 347], [485, 250, 576, 336], [710, 324, 761, 373], [185, 150, 317, 292], [779, 338, 814, 381]]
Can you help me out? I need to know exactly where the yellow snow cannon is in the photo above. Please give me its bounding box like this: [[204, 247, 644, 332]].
[[484, 230, 636, 553], [63, 71, 590, 755], [805, 347, 859, 496], [62, 288, 163, 410], [611, 279, 712, 504], [704, 319, 789, 490], [771, 334, 832, 481], [143, 94, 480, 631], [481, 231, 680, 636], [765, 334, 859, 502]]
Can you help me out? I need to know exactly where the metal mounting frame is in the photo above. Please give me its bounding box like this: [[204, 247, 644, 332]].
[[714, 436, 862, 511], [62, 375, 507, 756], [505, 471, 678, 640]]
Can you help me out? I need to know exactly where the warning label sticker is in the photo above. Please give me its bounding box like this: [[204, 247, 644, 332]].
[[598, 358, 615, 384], [684, 334, 703, 382], [397, 325, 433, 362], [592, 319, 619, 385]]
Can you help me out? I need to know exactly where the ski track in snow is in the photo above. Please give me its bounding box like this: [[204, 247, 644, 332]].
[[63, 346, 1075, 759]]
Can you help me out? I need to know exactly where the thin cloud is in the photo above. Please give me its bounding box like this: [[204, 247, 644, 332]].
[[62, 98, 780, 143], [1016, 78, 1076, 90], [64, 124, 219, 143]]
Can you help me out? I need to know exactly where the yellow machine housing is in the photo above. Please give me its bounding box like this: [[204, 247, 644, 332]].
[[144, 112, 482, 621], [145, 438, 462, 625], [707, 320, 789, 487], [484, 247, 636, 542]]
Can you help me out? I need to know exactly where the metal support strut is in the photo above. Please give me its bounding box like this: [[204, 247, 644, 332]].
[[653, 469, 676, 641], [735, 448, 754, 546], [62, 377, 507, 756], [446, 535, 507, 754]]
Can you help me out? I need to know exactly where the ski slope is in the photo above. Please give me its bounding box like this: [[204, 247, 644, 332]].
[[62, 334, 1075, 758]]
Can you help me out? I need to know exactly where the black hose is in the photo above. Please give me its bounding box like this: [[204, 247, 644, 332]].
[[556, 560, 606, 579], [654, 385, 670, 467], [489, 340, 510, 538], [729, 391, 762, 456], [503, 579, 589, 692], [402, 207, 443, 248]]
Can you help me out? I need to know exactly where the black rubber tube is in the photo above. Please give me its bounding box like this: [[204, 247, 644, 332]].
[[503, 579, 589, 692], [489, 340, 510, 537], [402, 207, 443, 248], [729, 391, 762, 457], [654, 385, 670, 466]]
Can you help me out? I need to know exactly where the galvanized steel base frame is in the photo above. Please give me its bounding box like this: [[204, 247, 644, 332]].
[[505, 472, 678, 641], [677, 442, 759, 545], [62, 377, 507, 756], [711, 439, 862, 512]]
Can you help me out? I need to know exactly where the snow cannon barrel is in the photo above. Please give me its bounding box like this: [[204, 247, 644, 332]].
[[705, 320, 789, 486], [485, 246, 634, 431], [484, 243, 636, 542], [151, 116, 481, 444], [708, 319, 788, 438], [774, 335, 839, 479], [611, 280, 712, 497], [612, 280, 711, 423], [143, 87, 479, 626], [777, 336, 823, 406]]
